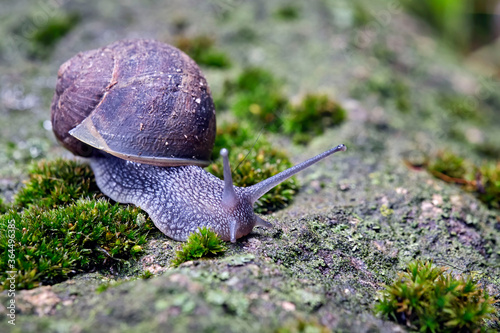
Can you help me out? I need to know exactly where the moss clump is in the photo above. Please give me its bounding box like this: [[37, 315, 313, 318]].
[[171, 227, 226, 267], [274, 4, 300, 21], [376, 260, 496, 332], [478, 162, 500, 210], [0, 159, 154, 290], [208, 122, 298, 213], [418, 150, 500, 209], [175, 35, 231, 68], [283, 94, 347, 144], [28, 12, 80, 59], [13, 159, 98, 209], [427, 151, 469, 180], [209, 122, 256, 161], [439, 94, 483, 122], [219, 68, 347, 142], [0, 199, 153, 290], [141, 270, 154, 279], [276, 318, 330, 333], [225, 67, 288, 131]]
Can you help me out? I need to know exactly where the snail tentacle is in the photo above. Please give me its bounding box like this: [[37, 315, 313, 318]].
[[247, 144, 347, 203]]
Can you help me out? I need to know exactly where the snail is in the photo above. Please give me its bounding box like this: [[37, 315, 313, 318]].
[[51, 39, 346, 243]]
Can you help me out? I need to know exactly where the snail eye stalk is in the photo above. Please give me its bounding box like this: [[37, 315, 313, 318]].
[[220, 148, 238, 209], [248, 144, 346, 203]]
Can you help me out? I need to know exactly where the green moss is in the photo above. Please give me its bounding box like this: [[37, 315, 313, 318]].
[[276, 317, 330, 333], [232, 26, 257, 43], [96, 283, 110, 294], [218, 67, 327, 136], [0, 158, 155, 290], [28, 12, 80, 60], [402, 0, 470, 49], [13, 159, 98, 209], [274, 4, 301, 21], [283, 94, 347, 144], [376, 260, 496, 332], [96, 278, 130, 294], [210, 122, 257, 161], [171, 227, 227, 267], [175, 35, 231, 68], [226, 67, 288, 131], [478, 162, 500, 209], [379, 204, 394, 217], [439, 94, 483, 122], [0, 197, 7, 214], [0, 199, 153, 290], [208, 122, 299, 213], [141, 270, 154, 279], [352, 1, 373, 26], [422, 151, 500, 209], [427, 151, 469, 180]]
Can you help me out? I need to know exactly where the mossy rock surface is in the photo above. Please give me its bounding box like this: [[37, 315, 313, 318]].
[[0, 0, 499, 332]]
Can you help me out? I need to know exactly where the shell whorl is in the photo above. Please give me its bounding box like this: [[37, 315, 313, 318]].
[[51, 39, 216, 166]]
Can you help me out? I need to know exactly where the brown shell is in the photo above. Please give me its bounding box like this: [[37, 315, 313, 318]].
[[51, 39, 216, 166]]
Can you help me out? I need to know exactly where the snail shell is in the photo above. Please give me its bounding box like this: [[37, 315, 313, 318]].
[[51, 39, 216, 166]]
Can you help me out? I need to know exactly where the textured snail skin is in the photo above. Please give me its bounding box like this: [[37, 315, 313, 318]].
[[89, 145, 346, 242], [90, 152, 256, 242]]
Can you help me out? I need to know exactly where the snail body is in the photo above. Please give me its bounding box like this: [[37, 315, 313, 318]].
[[90, 152, 256, 241], [51, 39, 346, 242]]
